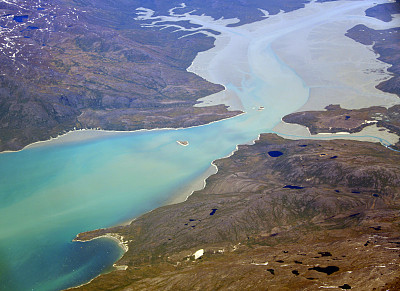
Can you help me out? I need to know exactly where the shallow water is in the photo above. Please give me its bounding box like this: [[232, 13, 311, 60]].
[[0, 42, 308, 291], [0, 1, 389, 290]]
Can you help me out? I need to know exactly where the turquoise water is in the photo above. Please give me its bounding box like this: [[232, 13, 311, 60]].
[[0, 43, 309, 290], [0, 22, 393, 288]]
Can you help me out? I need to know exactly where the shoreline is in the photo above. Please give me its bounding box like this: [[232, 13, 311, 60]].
[[5, 0, 399, 290], [73, 232, 129, 252], [95, 0, 400, 232], [273, 120, 399, 147], [68, 0, 400, 267], [4, 1, 396, 156], [67, 233, 129, 290], [270, 0, 400, 113], [1, 110, 246, 155]]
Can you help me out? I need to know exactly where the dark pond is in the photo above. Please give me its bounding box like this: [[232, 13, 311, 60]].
[[268, 151, 283, 157], [349, 212, 360, 217], [308, 266, 339, 275], [283, 185, 304, 189], [13, 15, 29, 22], [210, 208, 218, 215]]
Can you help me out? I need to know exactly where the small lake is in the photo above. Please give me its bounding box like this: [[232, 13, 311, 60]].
[[0, 1, 386, 290]]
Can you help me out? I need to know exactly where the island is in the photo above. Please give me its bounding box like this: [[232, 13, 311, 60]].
[[0, 0, 399, 290], [70, 1, 400, 290], [176, 140, 189, 146]]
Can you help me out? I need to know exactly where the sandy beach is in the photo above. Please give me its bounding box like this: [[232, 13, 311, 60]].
[[73, 233, 128, 252]]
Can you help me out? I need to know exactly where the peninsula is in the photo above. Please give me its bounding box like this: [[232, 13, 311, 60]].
[[73, 134, 400, 290], [0, 1, 399, 290], [70, 1, 400, 290]]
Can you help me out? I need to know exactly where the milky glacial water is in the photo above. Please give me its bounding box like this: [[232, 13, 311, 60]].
[[0, 1, 391, 290], [0, 42, 307, 290]]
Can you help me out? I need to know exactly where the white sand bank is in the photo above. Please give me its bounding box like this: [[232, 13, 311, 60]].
[[23, 129, 132, 150], [274, 121, 400, 147]]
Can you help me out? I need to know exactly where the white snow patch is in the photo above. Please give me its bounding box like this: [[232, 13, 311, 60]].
[[193, 249, 204, 259]]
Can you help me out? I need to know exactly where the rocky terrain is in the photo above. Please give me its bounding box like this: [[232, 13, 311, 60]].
[[0, 0, 320, 152], [282, 1, 400, 150], [66, 2, 400, 290], [0, 0, 228, 152], [73, 134, 400, 290], [365, 0, 400, 23], [283, 104, 400, 150], [346, 1, 400, 98], [2, 0, 398, 289]]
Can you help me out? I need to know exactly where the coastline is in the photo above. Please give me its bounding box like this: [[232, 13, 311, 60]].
[[3, 0, 399, 290], [67, 132, 400, 290], [4, 1, 397, 156], [166, 164, 217, 205], [169, 140, 251, 205], [273, 120, 400, 147], [73, 232, 129, 252], [66, 234, 129, 290], [0, 110, 246, 155], [68, 0, 400, 272], [270, 0, 400, 113]]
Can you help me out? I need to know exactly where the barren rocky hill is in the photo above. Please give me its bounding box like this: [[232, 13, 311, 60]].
[[0, 0, 316, 151], [74, 134, 400, 290]]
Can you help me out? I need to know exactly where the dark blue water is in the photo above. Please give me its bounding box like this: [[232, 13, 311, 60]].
[[209, 209, 218, 215], [268, 151, 283, 157], [283, 185, 305, 189], [13, 15, 29, 22]]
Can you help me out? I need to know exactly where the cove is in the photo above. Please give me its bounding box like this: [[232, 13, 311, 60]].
[[0, 1, 387, 290], [0, 43, 307, 290], [0, 46, 308, 291]]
